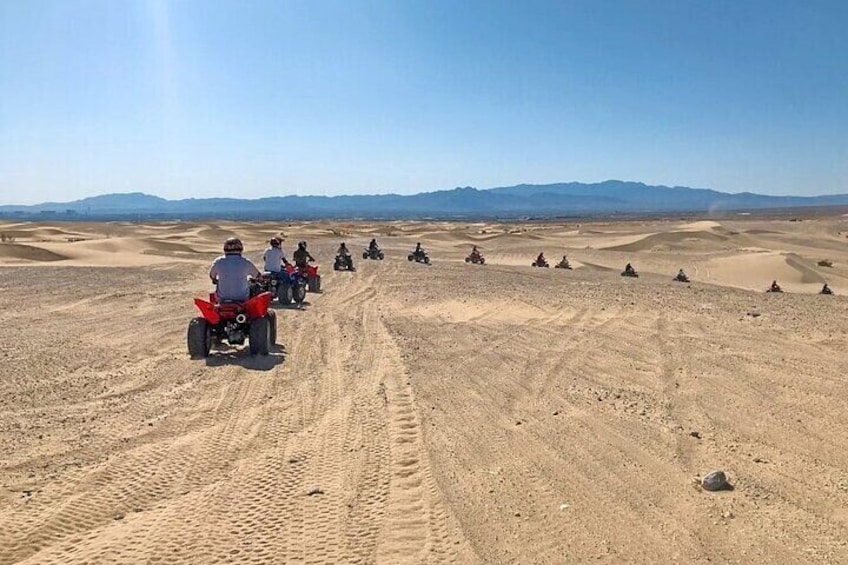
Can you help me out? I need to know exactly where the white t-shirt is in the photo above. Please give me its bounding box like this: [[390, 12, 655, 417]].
[[263, 246, 286, 272]]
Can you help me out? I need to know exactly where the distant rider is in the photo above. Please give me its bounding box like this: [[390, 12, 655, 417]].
[[209, 237, 260, 301], [293, 241, 315, 268], [414, 242, 424, 257], [536, 252, 546, 266], [821, 283, 833, 295], [676, 268, 688, 281], [337, 242, 350, 256], [625, 262, 636, 275], [369, 238, 379, 251], [263, 237, 289, 274], [769, 280, 782, 293]]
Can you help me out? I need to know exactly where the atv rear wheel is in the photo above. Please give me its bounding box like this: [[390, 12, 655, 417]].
[[267, 311, 277, 345], [293, 283, 307, 304], [187, 317, 211, 359], [276, 283, 292, 305], [308, 274, 321, 293], [248, 316, 270, 356]]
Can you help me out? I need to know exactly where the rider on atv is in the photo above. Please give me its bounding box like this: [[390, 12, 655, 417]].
[[209, 237, 260, 301], [556, 255, 571, 268], [769, 280, 783, 293], [820, 283, 833, 295], [470, 245, 482, 258], [263, 237, 290, 274], [624, 263, 637, 276], [675, 268, 689, 282], [293, 241, 315, 268], [414, 242, 425, 257], [337, 242, 351, 256], [536, 252, 547, 266], [369, 238, 379, 251]]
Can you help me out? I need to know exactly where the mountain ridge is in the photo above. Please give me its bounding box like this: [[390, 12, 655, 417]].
[[2, 181, 847, 220]]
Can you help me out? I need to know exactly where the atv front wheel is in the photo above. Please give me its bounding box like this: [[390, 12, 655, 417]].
[[378, 253, 384, 260], [407, 254, 413, 261], [249, 316, 270, 356], [187, 317, 211, 359]]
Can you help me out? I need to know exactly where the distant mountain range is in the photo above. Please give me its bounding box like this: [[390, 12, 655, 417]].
[[2, 181, 847, 220]]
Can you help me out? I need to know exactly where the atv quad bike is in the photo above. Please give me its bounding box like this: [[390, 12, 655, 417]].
[[362, 247, 385, 260], [274, 265, 307, 306], [766, 285, 783, 293], [532, 259, 549, 268], [296, 263, 321, 292], [673, 273, 690, 283], [554, 260, 572, 270], [408, 250, 430, 264], [465, 252, 485, 265], [334, 253, 356, 271], [621, 269, 639, 278], [188, 291, 275, 358]]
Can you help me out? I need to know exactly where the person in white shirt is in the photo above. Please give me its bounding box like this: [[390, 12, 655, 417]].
[[263, 237, 289, 274]]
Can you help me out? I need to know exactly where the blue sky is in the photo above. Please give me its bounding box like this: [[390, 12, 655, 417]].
[[1, 0, 846, 204]]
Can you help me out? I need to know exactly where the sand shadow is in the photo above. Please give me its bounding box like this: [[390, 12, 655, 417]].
[[204, 344, 287, 371], [271, 301, 311, 311]]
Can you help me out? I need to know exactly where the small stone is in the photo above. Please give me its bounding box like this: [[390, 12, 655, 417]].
[[753, 457, 766, 464], [690, 431, 702, 439], [701, 470, 731, 492], [513, 512, 521, 517], [552, 410, 560, 416], [307, 487, 324, 496], [722, 511, 734, 519]]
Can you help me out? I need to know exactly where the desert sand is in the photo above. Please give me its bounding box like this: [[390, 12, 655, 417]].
[[1, 215, 847, 564]]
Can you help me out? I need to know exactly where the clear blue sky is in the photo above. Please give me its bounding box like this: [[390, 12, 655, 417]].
[[1, 0, 846, 204]]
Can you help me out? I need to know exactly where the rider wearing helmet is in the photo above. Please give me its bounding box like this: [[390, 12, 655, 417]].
[[293, 240, 315, 268], [536, 252, 546, 265], [263, 236, 289, 273], [337, 242, 350, 256], [209, 237, 260, 301], [369, 238, 378, 251]]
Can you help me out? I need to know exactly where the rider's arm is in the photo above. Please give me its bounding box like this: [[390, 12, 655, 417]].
[[247, 260, 260, 279]]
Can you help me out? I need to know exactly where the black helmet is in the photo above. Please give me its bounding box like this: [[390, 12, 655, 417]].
[[340, 242, 347, 247], [223, 237, 243, 254], [298, 241, 306, 250], [270, 237, 281, 248]]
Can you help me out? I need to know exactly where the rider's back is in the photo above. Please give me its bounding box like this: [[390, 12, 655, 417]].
[[263, 247, 285, 273], [210, 254, 259, 301]]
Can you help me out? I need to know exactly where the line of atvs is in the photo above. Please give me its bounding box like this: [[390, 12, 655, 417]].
[[188, 262, 322, 359]]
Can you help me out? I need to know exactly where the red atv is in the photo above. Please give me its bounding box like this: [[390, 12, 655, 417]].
[[297, 263, 321, 293], [187, 292, 276, 358]]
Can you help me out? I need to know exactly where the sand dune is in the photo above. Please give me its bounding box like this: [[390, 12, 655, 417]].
[[1, 215, 847, 564]]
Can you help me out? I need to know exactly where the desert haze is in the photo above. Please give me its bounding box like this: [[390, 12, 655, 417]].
[[1, 215, 847, 564]]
